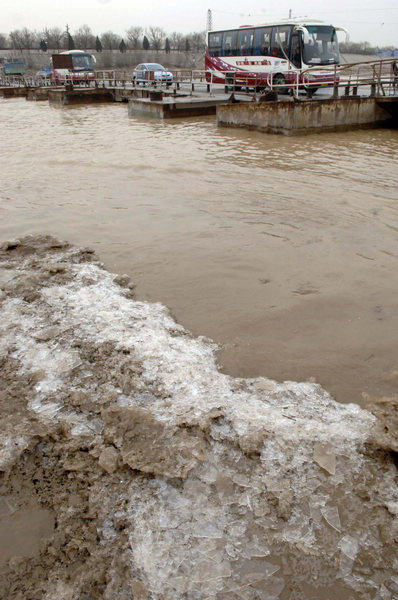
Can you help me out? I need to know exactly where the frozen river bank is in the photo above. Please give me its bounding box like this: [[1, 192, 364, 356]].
[[0, 236, 397, 599]]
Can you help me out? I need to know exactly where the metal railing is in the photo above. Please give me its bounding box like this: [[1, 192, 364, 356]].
[[1, 58, 397, 99], [216, 58, 398, 98]]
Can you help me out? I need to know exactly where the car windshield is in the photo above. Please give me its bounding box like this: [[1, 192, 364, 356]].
[[144, 64, 166, 70]]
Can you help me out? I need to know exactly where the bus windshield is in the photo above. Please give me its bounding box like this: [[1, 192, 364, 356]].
[[71, 54, 94, 71], [302, 26, 339, 66]]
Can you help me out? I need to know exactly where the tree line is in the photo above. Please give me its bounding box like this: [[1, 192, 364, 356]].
[[338, 40, 395, 55], [0, 25, 206, 54], [1, 26, 395, 56]]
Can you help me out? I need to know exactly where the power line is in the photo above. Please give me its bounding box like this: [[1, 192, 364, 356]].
[[341, 21, 398, 24], [212, 6, 398, 16], [314, 7, 398, 12]]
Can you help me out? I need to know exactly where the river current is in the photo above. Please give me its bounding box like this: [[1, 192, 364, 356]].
[[1, 97, 397, 406]]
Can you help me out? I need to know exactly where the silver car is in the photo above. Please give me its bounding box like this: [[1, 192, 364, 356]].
[[132, 63, 173, 85]]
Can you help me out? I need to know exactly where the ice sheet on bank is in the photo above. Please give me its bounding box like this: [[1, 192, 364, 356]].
[[0, 235, 397, 600]]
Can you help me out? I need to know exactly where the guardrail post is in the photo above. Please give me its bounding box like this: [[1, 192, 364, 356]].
[[293, 72, 299, 98]]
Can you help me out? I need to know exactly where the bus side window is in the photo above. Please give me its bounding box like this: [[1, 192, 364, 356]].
[[290, 35, 301, 67], [272, 26, 291, 59], [254, 27, 271, 56], [223, 33, 235, 56], [209, 33, 221, 57], [238, 30, 254, 56], [230, 31, 237, 56], [249, 33, 254, 55]]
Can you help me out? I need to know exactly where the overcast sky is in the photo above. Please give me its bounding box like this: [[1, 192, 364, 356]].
[[2, 0, 397, 47]]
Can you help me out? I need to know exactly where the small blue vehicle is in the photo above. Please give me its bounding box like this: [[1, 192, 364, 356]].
[[36, 67, 52, 79]]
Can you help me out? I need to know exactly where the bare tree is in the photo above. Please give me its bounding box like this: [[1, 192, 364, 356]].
[[73, 25, 95, 50], [100, 31, 122, 50], [41, 27, 65, 50], [126, 26, 143, 49], [146, 26, 166, 51], [188, 31, 206, 53], [170, 31, 185, 51], [0, 33, 9, 49], [9, 28, 37, 50]]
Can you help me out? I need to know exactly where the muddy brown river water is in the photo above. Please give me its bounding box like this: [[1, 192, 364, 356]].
[[1, 98, 397, 406]]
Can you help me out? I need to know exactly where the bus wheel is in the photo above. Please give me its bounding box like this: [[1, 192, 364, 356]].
[[273, 73, 287, 95], [306, 87, 318, 98]]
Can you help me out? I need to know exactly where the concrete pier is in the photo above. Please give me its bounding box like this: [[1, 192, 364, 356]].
[[128, 94, 234, 119], [2, 77, 396, 133], [217, 96, 397, 134], [48, 87, 115, 105], [46, 86, 182, 105], [26, 87, 51, 101], [0, 87, 27, 98]]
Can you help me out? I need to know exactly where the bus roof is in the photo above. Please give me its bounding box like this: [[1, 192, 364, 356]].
[[60, 50, 91, 55], [209, 20, 333, 33]]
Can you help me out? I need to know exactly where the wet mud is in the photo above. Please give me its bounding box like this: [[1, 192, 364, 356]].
[[0, 235, 397, 600]]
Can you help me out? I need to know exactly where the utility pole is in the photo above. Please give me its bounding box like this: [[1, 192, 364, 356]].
[[207, 9, 213, 32], [289, 9, 292, 18]]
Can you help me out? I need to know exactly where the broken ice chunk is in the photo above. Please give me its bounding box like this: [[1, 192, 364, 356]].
[[338, 535, 359, 560], [385, 501, 398, 516], [313, 442, 336, 475], [321, 505, 341, 531], [242, 540, 270, 559], [29, 399, 63, 419], [237, 558, 280, 584], [191, 559, 232, 582], [337, 535, 359, 578], [251, 576, 285, 600], [192, 521, 223, 539]]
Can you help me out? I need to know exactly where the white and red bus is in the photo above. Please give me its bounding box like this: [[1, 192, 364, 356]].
[[205, 20, 347, 93], [51, 50, 96, 83]]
